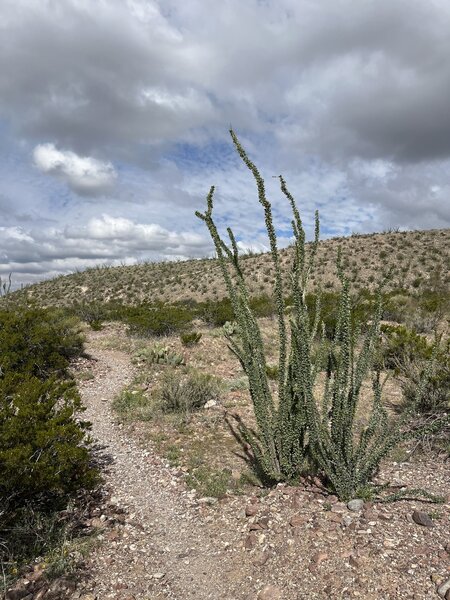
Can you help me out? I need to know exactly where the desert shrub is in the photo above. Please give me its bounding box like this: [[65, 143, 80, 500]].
[[180, 331, 202, 346], [380, 324, 432, 370], [249, 294, 276, 318], [0, 307, 84, 380], [417, 288, 449, 315], [0, 374, 97, 505], [399, 349, 449, 416], [156, 370, 221, 416], [0, 305, 97, 583], [123, 303, 193, 337], [71, 302, 107, 330], [199, 298, 234, 326], [196, 129, 448, 500]]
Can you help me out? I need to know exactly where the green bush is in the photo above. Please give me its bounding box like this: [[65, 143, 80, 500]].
[[199, 298, 234, 327], [0, 307, 84, 380], [397, 340, 449, 416], [265, 364, 279, 380], [0, 374, 97, 504], [249, 294, 276, 318], [180, 331, 202, 346], [156, 370, 221, 416], [123, 303, 193, 337], [71, 302, 107, 330], [380, 324, 432, 370], [0, 305, 97, 583]]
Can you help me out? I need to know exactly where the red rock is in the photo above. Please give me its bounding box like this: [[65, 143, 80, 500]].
[[349, 555, 361, 568], [244, 533, 258, 549], [246, 504, 258, 517], [289, 513, 308, 527], [311, 551, 328, 565], [258, 516, 270, 529]]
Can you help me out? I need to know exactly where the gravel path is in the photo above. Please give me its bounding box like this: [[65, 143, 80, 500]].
[[80, 342, 255, 600]]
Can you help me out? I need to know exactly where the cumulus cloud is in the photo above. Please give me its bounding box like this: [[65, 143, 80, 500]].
[[0, 215, 212, 286], [33, 143, 117, 195]]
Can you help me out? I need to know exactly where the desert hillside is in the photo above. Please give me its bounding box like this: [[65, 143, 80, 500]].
[[17, 227, 450, 307]]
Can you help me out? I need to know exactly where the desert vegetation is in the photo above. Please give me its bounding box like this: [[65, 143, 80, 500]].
[[0, 300, 98, 589]]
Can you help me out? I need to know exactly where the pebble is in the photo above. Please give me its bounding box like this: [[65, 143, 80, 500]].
[[412, 510, 434, 528], [257, 584, 283, 599], [437, 578, 450, 598], [347, 499, 364, 512]]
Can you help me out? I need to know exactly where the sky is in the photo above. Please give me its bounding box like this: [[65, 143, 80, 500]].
[[1, 0, 450, 287]]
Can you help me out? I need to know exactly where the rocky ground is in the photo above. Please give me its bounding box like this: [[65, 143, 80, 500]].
[[6, 329, 449, 600]]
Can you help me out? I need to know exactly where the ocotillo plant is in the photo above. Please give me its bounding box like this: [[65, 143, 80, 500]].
[[196, 129, 448, 499]]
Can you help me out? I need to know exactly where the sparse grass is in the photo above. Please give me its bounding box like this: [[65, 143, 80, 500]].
[[11, 229, 450, 308]]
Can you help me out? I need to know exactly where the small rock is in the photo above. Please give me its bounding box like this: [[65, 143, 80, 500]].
[[246, 504, 258, 517], [79, 595, 97, 600], [5, 591, 30, 600], [349, 554, 361, 568], [289, 513, 308, 527], [257, 584, 283, 600], [204, 399, 217, 409], [347, 499, 364, 512], [326, 512, 342, 524], [437, 578, 450, 598], [412, 510, 434, 528], [244, 533, 258, 550], [252, 551, 270, 566], [198, 497, 218, 505], [342, 515, 354, 528], [90, 517, 105, 529], [152, 572, 166, 580], [258, 515, 270, 529], [312, 551, 328, 565]]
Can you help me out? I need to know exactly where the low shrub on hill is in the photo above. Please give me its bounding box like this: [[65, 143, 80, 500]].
[[119, 303, 194, 337], [379, 324, 432, 371], [180, 331, 202, 346]]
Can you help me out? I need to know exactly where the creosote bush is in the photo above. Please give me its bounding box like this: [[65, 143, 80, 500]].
[[0, 304, 97, 583], [0, 307, 84, 380], [196, 129, 449, 501], [0, 374, 96, 503]]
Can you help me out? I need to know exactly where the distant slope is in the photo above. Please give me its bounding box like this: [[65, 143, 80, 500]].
[[16, 228, 450, 307]]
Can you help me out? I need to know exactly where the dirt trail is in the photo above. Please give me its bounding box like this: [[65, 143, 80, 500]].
[[80, 338, 255, 600]]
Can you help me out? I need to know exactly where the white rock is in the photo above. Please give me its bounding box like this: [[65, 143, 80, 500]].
[[347, 499, 364, 512]]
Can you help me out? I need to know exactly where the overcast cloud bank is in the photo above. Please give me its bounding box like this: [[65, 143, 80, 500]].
[[0, 0, 449, 286]]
